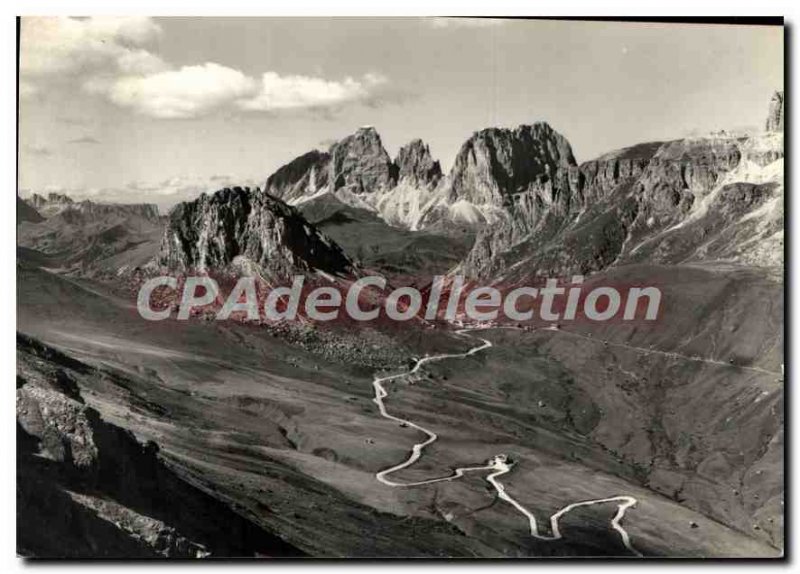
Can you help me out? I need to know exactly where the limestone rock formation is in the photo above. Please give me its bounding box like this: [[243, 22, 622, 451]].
[[415, 122, 577, 230], [461, 141, 656, 278], [264, 150, 331, 204], [156, 187, 354, 277], [329, 126, 397, 194], [394, 139, 442, 190], [462, 128, 784, 280], [445, 123, 575, 205]]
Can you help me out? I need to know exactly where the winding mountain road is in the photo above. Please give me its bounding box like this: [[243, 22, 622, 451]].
[[371, 327, 643, 557]]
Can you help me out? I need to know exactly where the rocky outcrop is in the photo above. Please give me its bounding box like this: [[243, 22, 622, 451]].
[[461, 142, 655, 278], [394, 139, 442, 189], [329, 127, 396, 194], [462, 122, 786, 280], [766, 91, 784, 132], [445, 123, 575, 205], [266, 128, 397, 205], [156, 187, 354, 277], [265, 129, 446, 229], [628, 137, 741, 229], [414, 123, 577, 231], [265, 123, 576, 231]]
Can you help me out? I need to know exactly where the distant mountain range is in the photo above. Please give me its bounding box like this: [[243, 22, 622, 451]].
[[18, 91, 784, 284]]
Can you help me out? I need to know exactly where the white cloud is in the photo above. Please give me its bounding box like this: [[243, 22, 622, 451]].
[[20, 17, 164, 78], [20, 16, 392, 119], [427, 17, 506, 29], [89, 64, 389, 119], [90, 63, 258, 119], [239, 72, 388, 112]]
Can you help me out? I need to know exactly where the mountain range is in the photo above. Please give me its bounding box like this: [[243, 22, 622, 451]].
[[19, 91, 784, 285]]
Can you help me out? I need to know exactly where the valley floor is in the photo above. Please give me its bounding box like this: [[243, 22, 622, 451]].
[[16, 262, 783, 558]]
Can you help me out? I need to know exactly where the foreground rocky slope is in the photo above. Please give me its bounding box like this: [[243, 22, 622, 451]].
[[17, 332, 303, 558], [17, 262, 782, 557]]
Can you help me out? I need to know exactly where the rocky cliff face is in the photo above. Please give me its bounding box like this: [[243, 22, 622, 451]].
[[445, 123, 575, 205], [260, 90, 783, 274], [463, 126, 783, 279], [265, 127, 396, 205], [414, 123, 576, 231], [461, 142, 655, 278], [264, 122, 576, 231], [156, 187, 354, 278], [265, 128, 447, 229], [766, 91, 784, 132], [329, 127, 397, 194]]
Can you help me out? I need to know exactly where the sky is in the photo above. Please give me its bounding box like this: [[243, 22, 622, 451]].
[[18, 17, 783, 211]]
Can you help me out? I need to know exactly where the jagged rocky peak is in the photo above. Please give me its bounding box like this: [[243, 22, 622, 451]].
[[394, 139, 442, 189], [766, 90, 784, 132], [265, 126, 397, 205], [156, 186, 354, 278], [328, 126, 396, 194], [446, 122, 577, 205], [265, 149, 331, 204], [413, 122, 578, 231]]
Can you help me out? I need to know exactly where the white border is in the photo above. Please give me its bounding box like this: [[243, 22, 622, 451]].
[[3, 3, 792, 573]]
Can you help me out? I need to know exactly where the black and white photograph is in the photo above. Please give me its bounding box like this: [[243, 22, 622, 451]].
[[13, 13, 785, 560]]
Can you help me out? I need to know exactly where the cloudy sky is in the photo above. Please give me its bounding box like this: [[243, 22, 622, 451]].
[[19, 17, 783, 211]]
